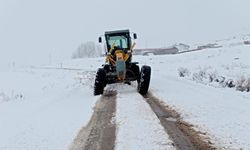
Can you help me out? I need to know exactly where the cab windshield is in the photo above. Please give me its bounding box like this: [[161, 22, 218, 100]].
[[106, 34, 129, 49]]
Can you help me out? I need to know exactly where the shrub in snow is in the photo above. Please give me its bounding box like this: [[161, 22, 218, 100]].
[[235, 76, 250, 92], [0, 92, 10, 102], [224, 79, 235, 88], [178, 67, 190, 77], [192, 70, 208, 83], [192, 72, 202, 82], [178, 66, 250, 92], [215, 76, 225, 83], [207, 71, 218, 82], [0, 91, 25, 103]]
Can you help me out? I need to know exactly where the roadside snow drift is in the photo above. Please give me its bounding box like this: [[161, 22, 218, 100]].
[[0, 62, 98, 150]]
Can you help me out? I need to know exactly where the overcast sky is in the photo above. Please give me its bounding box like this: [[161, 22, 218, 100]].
[[1, 0, 250, 66]]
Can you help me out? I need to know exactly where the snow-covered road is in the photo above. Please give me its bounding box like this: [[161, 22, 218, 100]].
[[115, 85, 175, 150]]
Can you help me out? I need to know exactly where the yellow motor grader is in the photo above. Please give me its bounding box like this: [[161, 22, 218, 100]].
[[94, 29, 151, 95]]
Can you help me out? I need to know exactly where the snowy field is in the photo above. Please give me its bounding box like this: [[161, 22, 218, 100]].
[[136, 44, 250, 149], [1, 43, 250, 149], [0, 61, 98, 150]]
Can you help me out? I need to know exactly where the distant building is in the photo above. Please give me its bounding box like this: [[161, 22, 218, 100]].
[[173, 43, 190, 52], [244, 41, 250, 45], [197, 43, 222, 50], [134, 47, 179, 55]]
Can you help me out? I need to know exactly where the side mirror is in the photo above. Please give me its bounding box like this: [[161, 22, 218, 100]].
[[98, 37, 102, 43], [133, 33, 137, 39]]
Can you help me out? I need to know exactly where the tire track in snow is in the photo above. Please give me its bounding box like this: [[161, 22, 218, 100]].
[[70, 91, 117, 150], [70, 84, 215, 150], [143, 91, 215, 150]]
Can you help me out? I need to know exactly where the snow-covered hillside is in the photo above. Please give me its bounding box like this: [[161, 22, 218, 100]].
[[1, 42, 250, 149]]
